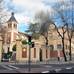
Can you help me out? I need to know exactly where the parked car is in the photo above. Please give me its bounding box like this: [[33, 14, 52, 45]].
[[1, 58, 9, 62]]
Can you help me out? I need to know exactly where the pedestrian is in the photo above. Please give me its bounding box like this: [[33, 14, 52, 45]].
[[58, 56, 60, 61]]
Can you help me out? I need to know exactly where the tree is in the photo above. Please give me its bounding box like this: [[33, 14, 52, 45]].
[[55, 25, 67, 61], [22, 40, 27, 45], [26, 22, 40, 39], [0, 0, 8, 44], [52, 0, 68, 61], [67, 24, 73, 61], [34, 10, 54, 47], [52, 0, 74, 61], [26, 11, 54, 59], [66, 0, 74, 61]]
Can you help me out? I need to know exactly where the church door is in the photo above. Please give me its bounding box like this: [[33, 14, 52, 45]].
[[39, 49, 42, 61]]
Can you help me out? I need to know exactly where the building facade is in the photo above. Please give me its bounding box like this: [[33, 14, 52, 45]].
[[0, 12, 74, 62]]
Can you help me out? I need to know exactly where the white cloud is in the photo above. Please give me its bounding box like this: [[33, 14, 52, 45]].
[[5, 0, 57, 31], [9, 0, 54, 24], [12, 0, 49, 13], [15, 13, 32, 24]]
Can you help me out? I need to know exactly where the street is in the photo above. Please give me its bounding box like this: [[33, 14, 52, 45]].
[[0, 63, 74, 73]]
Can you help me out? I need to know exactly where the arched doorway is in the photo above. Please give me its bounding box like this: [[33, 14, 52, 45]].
[[39, 49, 42, 61]]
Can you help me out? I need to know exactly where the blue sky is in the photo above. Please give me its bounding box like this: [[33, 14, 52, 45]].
[[3, 0, 59, 33], [4, 0, 71, 32]]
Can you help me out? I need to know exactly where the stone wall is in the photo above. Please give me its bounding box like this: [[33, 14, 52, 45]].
[[0, 36, 3, 61], [16, 37, 41, 62]]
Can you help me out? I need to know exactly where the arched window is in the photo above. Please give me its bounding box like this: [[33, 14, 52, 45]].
[[8, 24, 12, 28], [22, 48, 27, 58], [7, 32, 11, 44], [50, 45, 54, 51], [14, 24, 17, 28], [57, 44, 62, 50]]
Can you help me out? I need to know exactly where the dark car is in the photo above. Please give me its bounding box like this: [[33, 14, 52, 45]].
[[1, 58, 9, 62]]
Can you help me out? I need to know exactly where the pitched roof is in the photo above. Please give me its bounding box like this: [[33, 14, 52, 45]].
[[7, 12, 17, 23], [18, 32, 30, 37]]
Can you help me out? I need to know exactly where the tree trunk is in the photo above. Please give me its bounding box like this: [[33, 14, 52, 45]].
[[45, 37, 48, 59], [62, 38, 67, 62], [69, 39, 72, 61], [45, 37, 48, 47]]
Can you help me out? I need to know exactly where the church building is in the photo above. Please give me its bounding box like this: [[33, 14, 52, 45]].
[[0, 12, 74, 62]]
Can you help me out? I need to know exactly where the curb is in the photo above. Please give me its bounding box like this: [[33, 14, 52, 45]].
[[0, 61, 74, 65]]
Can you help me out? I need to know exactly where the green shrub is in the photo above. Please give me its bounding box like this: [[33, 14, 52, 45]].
[[22, 40, 27, 45]]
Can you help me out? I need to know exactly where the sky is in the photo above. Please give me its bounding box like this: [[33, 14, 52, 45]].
[[3, 0, 68, 33], [3, 0, 58, 32]]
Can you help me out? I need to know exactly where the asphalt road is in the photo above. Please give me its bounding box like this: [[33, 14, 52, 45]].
[[0, 63, 74, 73], [58, 68, 74, 73], [12, 64, 43, 68]]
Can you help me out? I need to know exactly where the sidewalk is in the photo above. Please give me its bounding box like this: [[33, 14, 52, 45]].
[[0, 60, 74, 65]]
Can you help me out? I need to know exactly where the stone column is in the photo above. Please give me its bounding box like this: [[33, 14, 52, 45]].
[[16, 36, 22, 62], [0, 36, 3, 61]]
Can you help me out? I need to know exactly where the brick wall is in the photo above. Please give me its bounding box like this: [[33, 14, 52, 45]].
[[50, 50, 63, 58]]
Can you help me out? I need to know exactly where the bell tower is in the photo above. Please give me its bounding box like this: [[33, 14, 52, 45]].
[[6, 12, 18, 52], [7, 12, 17, 31]]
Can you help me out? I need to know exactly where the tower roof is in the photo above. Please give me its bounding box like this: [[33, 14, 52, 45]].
[[7, 12, 18, 23]]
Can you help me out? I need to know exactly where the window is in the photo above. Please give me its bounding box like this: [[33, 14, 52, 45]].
[[7, 38, 11, 44], [57, 44, 62, 49], [50, 45, 54, 50], [22, 48, 27, 58], [7, 33, 11, 44], [8, 24, 12, 28], [14, 24, 17, 28]]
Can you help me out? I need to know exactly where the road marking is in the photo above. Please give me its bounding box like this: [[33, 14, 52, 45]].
[[45, 66, 52, 68], [55, 69, 62, 72], [1, 65, 13, 70], [41, 71, 49, 73], [8, 65, 19, 69], [66, 67, 72, 69], [40, 65, 52, 68]]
